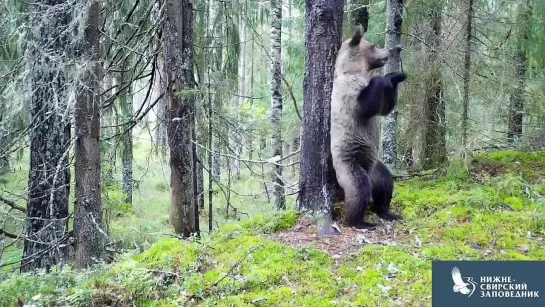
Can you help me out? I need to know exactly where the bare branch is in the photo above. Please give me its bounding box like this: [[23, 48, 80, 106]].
[[0, 228, 19, 239], [0, 195, 26, 213]]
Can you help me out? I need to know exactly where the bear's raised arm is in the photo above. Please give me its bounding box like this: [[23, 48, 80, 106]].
[[355, 72, 406, 119]]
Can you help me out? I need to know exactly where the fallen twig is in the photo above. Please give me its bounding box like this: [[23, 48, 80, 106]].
[[212, 244, 263, 287]]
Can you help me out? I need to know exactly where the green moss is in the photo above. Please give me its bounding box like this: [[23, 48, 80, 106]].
[[477, 151, 545, 164], [214, 210, 300, 239], [2, 151, 545, 306], [134, 238, 199, 269], [473, 151, 545, 182]]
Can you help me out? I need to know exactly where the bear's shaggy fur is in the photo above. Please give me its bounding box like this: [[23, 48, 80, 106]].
[[330, 26, 406, 229]]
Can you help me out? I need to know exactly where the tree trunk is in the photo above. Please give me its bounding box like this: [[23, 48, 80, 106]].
[[247, 30, 255, 162], [507, 1, 532, 145], [0, 156, 9, 176], [121, 78, 133, 206], [291, 133, 300, 174], [208, 83, 213, 232], [0, 104, 8, 176], [208, 0, 222, 183], [73, 0, 105, 269], [422, 5, 446, 169], [101, 71, 117, 186], [461, 0, 473, 147], [165, 0, 197, 237], [192, 116, 200, 236], [21, 0, 71, 272], [349, 0, 370, 31], [270, 0, 285, 210], [155, 53, 168, 154], [380, 0, 404, 172], [234, 1, 247, 180], [197, 158, 204, 210], [298, 0, 344, 235]]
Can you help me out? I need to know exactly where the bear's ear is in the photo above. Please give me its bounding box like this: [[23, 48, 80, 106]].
[[349, 25, 365, 47]]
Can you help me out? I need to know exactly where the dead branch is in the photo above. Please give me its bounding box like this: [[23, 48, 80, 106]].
[[0, 195, 27, 213], [0, 228, 19, 239]]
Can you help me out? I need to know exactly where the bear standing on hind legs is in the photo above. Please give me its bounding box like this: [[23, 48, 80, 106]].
[[330, 25, 406, 230]]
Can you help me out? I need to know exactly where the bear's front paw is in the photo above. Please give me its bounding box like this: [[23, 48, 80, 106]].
[[385, 72, 407, 84]]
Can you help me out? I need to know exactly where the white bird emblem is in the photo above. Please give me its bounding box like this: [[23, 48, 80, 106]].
[[451, 266, 477, 297]]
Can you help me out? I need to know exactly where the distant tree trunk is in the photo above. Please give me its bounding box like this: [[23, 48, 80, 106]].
[[350, 0, 370, 31], [207, 83, 213, 232], [21, 0, 71, 272], [461, 0, 473, 147], [298, 0, 343, 235], [0, 104, 8, 176], [381, 0, 404, 172], [507, 1, 532, 145], [234, 1, 247, 180], [101, 71, 116, 186], [422, 5, 446, 169], [73, 0, 105, 269], [192, 118, 200, 236], [0, 156, 8, 175], [0, 104, 9, 175], [406, 17, 426, 170], [165, 0, 197, 237], [121, 89, 133, 206], [208, 0, 222, 183], [119, 58, 133, 206], [290, 133, 300, 173], [197, 158, 204, 209], [247, 30, 255, 161], [270, 0, 285, 210], [155, 53, 168, 153]]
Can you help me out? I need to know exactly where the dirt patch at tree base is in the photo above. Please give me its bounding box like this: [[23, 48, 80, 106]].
[[269, 215, 410, 261]]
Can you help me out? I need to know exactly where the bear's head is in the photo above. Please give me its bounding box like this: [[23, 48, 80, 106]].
[[334, 26, 389, 77]]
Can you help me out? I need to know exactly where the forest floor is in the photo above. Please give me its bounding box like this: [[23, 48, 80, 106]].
[[1, 150, 544, 307]]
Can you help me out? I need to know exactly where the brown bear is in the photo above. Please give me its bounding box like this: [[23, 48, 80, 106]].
[[330, 25, 406, 229]]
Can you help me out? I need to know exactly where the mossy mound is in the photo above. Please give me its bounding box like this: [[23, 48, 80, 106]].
[[471, 150, 545, 183], [1, 151, 544, 306]]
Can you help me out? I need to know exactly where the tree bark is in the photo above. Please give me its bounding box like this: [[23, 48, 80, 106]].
[[349, 0, 370, 31], [381, 0, 404, 172], [117, 49, 134, 206], [208, 0, 222, 183], [121, 79, 133, 206], [461, 0, 473, 147], [298, 0, 343, 235], [422, 5, 446, 169], [507, 1, 532, 145], [247, 30, 255, 161], [164, 0, 197, 237], [0, 156, 9, 176], [270, 0, 285, 210], [21, 0, 71, 272], [234, 0, 247, 180], [291, 133, 300, 174], [73, 0, 105, 269], [155, 53, 168, 154]]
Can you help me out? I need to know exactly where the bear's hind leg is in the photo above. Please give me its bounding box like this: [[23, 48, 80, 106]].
[[369, 161, 403, 221], [334, 160, 377, 229]]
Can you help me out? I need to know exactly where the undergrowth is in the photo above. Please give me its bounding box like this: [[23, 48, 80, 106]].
[[0, 151, 544, 306]]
